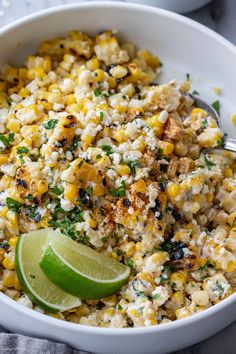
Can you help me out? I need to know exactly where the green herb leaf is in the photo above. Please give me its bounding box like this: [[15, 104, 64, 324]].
[[51, 186, 64, 196], [202, 118, 208, 128], [6, 197, 21, 213], [69, 135, 81, 152], [8, 133, 14, 143], [204, 155, 216, 170], [78, 160, 84, 168], [126, 160, 139, 177], [152, 293, 160, 300], [111, 180, 126, 197], [43, 119, 58, 130], [0, 135, 10, 148], [217, 138, 225, 148], [99, 111, 104, 121], [94, 89, 101, 97], [212, 100, 220, 116], [102, 145, 114, 156], [17, 146, 29, 154]]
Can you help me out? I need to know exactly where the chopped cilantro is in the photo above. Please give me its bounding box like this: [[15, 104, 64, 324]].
[[17, 146, 29, 154], [99, 111, 104, 121], [0, 135, 10, 148], [204, 155, 216, 170], [171, 282, 177, 289], [102, 145, 114, 156], [126, 160, 139, 177], [202, 118, 208, 128], [78, 160, 84, 168], [69, 136, 81, 152], [212, 100, 220, 116], [6, 197, 21, 213], [152, 293, 160, 300], [94, 89, 101, 97], [217, 138, 225, 148], [117, 304, 123, 310], [111, 180, 126, 197], [51, 186, 64, 196], [8, 133, 14, 143], [43, 119, 58, 130], [96, 154, 102, 160], [191, 90, 199, 95]]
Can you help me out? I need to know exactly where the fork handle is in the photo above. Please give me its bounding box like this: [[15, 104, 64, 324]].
[[223, 137, 236, 153]]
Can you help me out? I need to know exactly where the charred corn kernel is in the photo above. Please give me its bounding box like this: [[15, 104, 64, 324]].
[[37, 180, 48, 194], [191, 108, 206, 119], [167, 184, 181, 199], [224, 168, 233, 178], [3, 256, 15, 270], [113, 129, 128, 143], [93, 69, 105, 82], [117, 164, 131, 176], [13, 273, 21, 290], [3, 270, 15, 287], [232, 114, 236, 126], [96, 156, 111, 169], [86, 57, 100, 71], [159, 142, 174, 156], [170, 271, 187, 290], [110, 65, 128, 79], [9, 237, 18, 248], [65, 94, 76, 105], [0, 155, 8, 165], [93, 184, 106, 197], [102, 295, 117, 307], [64, 183, 78, 203], [131, 179, 146, 193]]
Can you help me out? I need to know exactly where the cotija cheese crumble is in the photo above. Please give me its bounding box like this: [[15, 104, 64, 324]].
[[0, 30, 236, 328]]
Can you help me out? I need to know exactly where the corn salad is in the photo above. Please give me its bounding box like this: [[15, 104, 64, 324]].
[[0, 30, 236, 328]]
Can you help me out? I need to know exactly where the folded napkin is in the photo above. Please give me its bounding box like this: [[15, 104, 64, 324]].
[[0, 326, 85, 354]]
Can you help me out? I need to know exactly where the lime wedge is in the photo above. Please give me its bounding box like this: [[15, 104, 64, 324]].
[[15, 229, 80, 313], [40, 231, 130, 299]]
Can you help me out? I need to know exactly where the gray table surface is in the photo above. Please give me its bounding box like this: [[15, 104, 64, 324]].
[[0, 0, 235, 353]]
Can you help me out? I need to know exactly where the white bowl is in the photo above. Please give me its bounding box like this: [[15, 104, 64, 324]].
[[125, 0, 212, 14], [0, 2, 236, 354]]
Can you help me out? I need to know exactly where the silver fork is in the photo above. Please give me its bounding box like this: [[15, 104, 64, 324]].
[[191, 95, 236, 153]]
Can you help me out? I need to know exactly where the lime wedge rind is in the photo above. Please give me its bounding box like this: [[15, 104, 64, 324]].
[[15, 230, 81, 313], [39, 232, 130, 300]]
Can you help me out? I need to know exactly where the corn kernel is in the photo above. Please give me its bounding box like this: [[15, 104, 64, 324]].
[[159, 142, 174, 156], [64, 183, 78, 204], [87, 57, 100, 71], [191, 108, 206, 119], [232, 114, 236, 126], [3, 256, 15, 270], [116, 164, 131, 176], [131, 179, 146, 193], [3, 269, 15, 287], [9, 237, 18, 248], [224, 168, 233, 178], [167, 184, 181, 199], [113, 129, 128, 143], [0, 155, 8, 165], [37, 180, 48, 194], [96, 156, 111, 169], [93, 184, 106, 197]]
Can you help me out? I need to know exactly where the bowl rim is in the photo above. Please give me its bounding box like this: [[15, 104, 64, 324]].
[[0, 0, 236, 335]]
